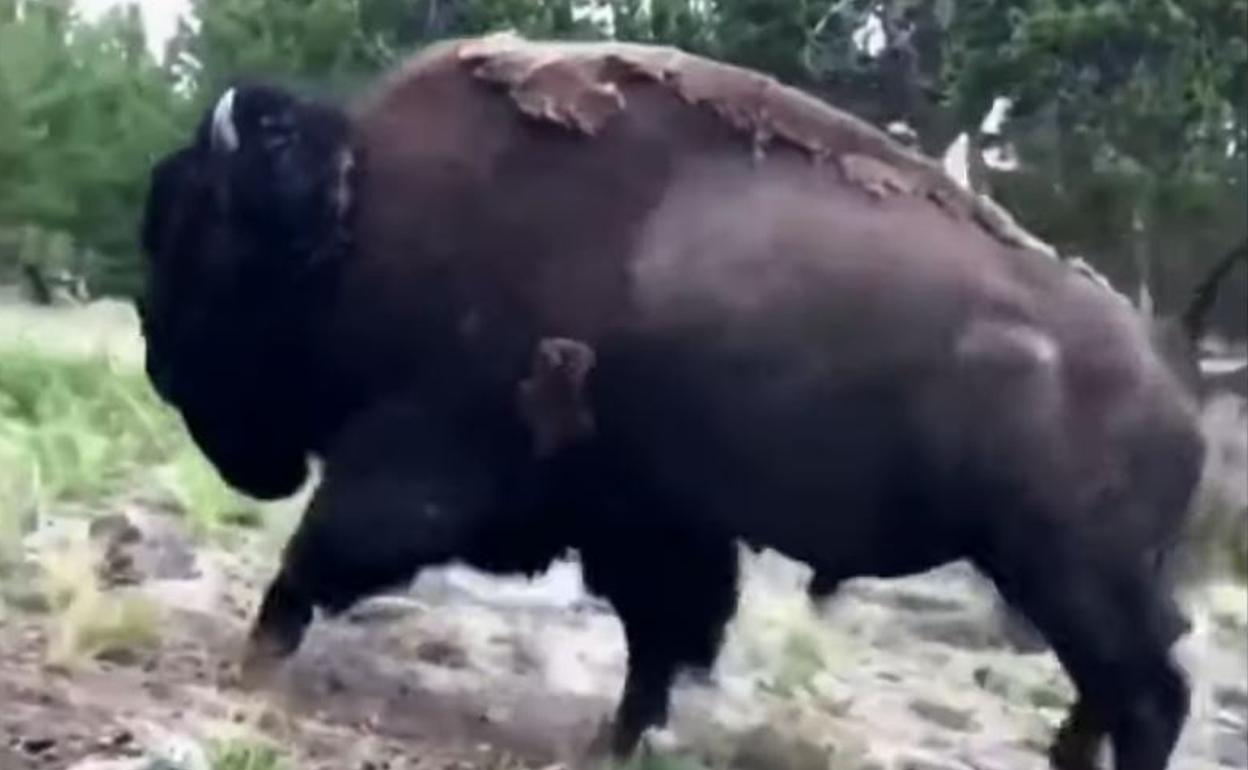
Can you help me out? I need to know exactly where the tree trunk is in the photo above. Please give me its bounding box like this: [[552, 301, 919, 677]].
[[1131, 203, 1154, 319]]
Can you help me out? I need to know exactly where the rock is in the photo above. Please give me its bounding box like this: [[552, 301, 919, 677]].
[[731, 726, 829, 770], [1216, 684, 1248, 713], [894, 754, 970, 770], [992, 601, 1048, 654], [856, 586, 969, 615], [19, 736, 56, 755], [416, 639, 469, 669], [90, 512, 199, 586], [64, 759, 147, 770], [96, 646, 143, 667], [1216, 729, 1248, 767], [344, 596, 424, 625], [910, 616, 1002, 651], [972, 666, 1015, 700], [1027, 683, 1071, 711], [1216, 708, 1247, 735], [920, 733, 954, 750], [2, 580, 50, 613], [908, 698, 979, 733]]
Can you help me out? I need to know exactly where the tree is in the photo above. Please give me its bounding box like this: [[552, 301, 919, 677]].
[[0, 0, 192, 297], [1, 0, 1242, 335], [944, 0, 1247, 326]]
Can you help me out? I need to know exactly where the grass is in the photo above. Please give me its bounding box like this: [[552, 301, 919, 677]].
[[617, 752, 712, 770], [36, 528, 161, 669], [209, 736, 291, 770], [0, 345, 260, 539]]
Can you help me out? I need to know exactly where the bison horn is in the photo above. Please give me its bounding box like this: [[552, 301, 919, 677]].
[[211, 88, 240, 153]]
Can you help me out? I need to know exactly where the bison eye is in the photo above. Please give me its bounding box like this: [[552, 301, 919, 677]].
[[264, 133, 294, 152], [259, 113, 299, 152]]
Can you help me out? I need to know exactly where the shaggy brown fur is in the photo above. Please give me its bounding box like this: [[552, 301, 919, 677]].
[[138, 35, 1217, 769]]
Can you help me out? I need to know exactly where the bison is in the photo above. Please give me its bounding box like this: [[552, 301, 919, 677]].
[[137, 32, 1224, 770]]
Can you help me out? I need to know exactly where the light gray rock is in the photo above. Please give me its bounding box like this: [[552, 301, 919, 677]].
[[730, 725, 829, 770], [894, 754, 971, 770], [910, 616, 1003, 652], [1216, 684, 1248, 713], [1215, 728, 1248, 767], [63, 759, 148, 770], [908, 699, 979, 733], [1027, 682, 1071, 711], [343, 596, 424, 625], [849, 585, 970, 615], [971, 666, 1016, 700], [90, 512, 199, 585]]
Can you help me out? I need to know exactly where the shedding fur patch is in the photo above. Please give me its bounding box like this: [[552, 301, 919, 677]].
[[454, 31, 1054, 253]]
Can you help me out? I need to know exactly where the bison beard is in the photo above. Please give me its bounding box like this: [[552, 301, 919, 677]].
[[135, 35, 1226, 770]]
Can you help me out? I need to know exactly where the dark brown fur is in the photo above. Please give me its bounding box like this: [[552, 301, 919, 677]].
[[139, 35, 1212, 769]]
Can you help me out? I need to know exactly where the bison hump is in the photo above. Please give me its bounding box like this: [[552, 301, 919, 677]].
[[451, 31, 1049, 255]]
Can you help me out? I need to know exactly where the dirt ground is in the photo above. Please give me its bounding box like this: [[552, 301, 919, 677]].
[[1, 505, 1246, 770]]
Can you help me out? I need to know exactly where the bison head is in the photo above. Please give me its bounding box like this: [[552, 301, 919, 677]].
[[137, 83, 356, 499]]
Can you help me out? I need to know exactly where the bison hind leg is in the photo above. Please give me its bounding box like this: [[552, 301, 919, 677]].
[[978, 542, 1190, 770], [580, 520, 740, 759]]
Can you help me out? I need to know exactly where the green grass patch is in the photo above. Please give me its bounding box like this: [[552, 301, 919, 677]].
[[615, 751, 712, 770], [37, 531, 162, 669], [0, 346, 260, 537], [209, 736, 291, 770]]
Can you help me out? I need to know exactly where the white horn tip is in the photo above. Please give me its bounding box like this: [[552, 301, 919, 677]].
[[211, 88, 240, 152]]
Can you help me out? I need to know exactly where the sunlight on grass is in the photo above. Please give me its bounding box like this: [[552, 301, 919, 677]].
[[209, 736, 291, 770], [0, 346, 261, 537], [37, 530, 161, 669], [615, 752, 712, 770], [722, 550, 849, 699], [156, 449, 263, 538], [0, 439, 35, 567]]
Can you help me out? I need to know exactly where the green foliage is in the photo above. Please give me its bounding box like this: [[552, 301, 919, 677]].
[[0, 348, 176, 505], [0, 347, 258, 536], [943, 0, 1247, 318], [36, 530, 162, 669], [156, 448, 264, 536], [209, 737, 290, 770], [0, 0, 1243, 332], [614, 749, 711, 770], [0, 2, 194, 296]]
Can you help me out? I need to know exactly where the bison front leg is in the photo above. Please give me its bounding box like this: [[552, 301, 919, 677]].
[[240, 465, 479, 685], [240, 568, 315, 685], [239, 402, 506, 687]]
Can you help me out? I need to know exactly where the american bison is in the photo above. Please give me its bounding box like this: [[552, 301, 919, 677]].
[[137, 32, 1224, 770]]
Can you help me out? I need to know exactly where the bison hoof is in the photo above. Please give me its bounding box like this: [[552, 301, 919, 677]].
[[231, 634, 290, 691], [640, 726, 681, 754], [583, 717, 614, 757]]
